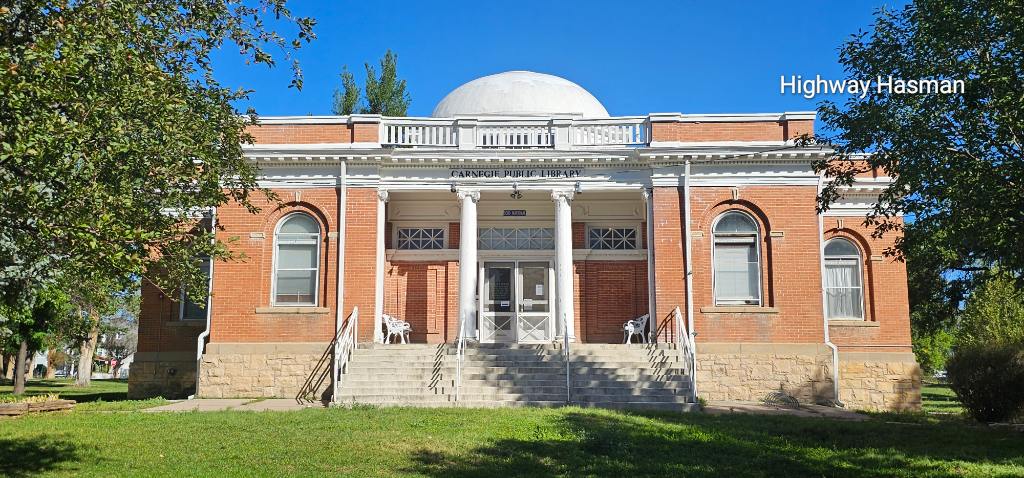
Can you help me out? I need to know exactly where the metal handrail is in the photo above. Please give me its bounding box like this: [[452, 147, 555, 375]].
[[562, 314, 571, 405], [674, 306, 698, 402], [454, 329, 466, 402], [330, 306, 359, 405]]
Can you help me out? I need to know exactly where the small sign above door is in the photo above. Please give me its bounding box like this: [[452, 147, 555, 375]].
[[503, 209, 527, 217]]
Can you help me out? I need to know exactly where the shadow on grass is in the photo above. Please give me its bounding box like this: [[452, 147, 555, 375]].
[[0, 438, 79, 478], [408, 410, 1024, 477]]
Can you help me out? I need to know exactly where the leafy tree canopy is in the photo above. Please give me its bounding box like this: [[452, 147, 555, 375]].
[[332, 50, 410, 116], [813, 0, 1023, 285], [0, 1, 315, 312]]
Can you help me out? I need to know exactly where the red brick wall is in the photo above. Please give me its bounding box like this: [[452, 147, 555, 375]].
[[136, 279, 205, 354], [246, 124, 352, 144], [575, 261, 649, 343], [650, 119, 813, 143], [651, 187, 687, 341], [825, 216, 912, 352], [342, 188, 380, 342], [384, 261, 459, 343]]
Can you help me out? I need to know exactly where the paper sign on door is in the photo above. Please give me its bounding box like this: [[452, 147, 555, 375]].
[[535, 284, 544, 296], [522, 299, 533, 311]]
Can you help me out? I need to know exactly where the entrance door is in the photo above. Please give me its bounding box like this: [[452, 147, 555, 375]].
[[480, 261, 553, 343], [481, 262, 515, 343]]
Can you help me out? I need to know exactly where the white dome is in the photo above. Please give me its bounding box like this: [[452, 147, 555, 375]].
[[431, 71, 609, 118]]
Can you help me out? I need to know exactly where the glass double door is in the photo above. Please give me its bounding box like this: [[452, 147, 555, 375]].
[[479, 261, 553, 343]]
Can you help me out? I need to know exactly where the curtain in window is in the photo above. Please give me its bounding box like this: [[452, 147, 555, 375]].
[[275, 214, 320, 305], [825, 260, 863, 319], [714, 242, 759, 302]]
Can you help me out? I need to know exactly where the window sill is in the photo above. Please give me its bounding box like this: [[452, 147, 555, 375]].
[[828, 319, 879, 327], [700, 306, 779, 314], [255, 307, 331, 315], [167, 320, 206, 327]]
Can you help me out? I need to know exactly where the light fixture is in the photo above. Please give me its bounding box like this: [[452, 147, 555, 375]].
[[574, 181, 582, 194], [450, 182, 457, 193], [511, 182, 523, 200]]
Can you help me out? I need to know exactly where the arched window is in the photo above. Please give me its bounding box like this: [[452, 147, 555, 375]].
[[824, 238, 864, 319], [712, 211, 762, 305], [273, 213, 321, 306]]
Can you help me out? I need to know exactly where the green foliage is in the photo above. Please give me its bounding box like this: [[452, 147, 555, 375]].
[[912, 328, 954, 376], [0, 1, 316, 313], [332, 50, 410, 116], [811, 0, 1024, 282], [946, 342, 1024, 423], [957, 273, 1024, 347]]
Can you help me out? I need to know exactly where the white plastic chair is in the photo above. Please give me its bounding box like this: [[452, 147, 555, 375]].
[[383, 314, 412, 344], [622, 314, 650, 344]]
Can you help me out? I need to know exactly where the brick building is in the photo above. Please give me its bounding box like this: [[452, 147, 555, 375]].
[[130, 71, 920, 410]]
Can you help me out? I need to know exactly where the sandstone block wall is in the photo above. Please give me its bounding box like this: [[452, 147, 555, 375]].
[[127, 352, 196, 399], [197, 343, 330, 399], [839, 351, 921, 411]]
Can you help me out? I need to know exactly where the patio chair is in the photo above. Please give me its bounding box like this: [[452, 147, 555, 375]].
[[622, 314, 650, 344], [383, 314, 412, 344]]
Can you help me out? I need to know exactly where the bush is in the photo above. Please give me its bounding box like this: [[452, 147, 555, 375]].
[[946, 342, 1024, 423], [912, 328, 954, 376], [957, 273, 1024, 347]]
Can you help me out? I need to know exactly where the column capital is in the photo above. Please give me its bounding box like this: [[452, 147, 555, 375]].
[[456, 188, 480, 202], [641, 186, 653, 202], [550, 189, 575, 202], [377, 188, 390, 202]]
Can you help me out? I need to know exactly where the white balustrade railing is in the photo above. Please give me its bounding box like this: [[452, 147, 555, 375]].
[[454, 326, 466, 403], [380, 117, 650, 149], [382, 120, 458, 147]]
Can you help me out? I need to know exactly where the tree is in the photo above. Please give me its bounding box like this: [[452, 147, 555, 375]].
[[0, 1, 316, 322], [0, 288, 69, 394], [811, 0, 1024, 281], [332, 50, 411, 116], [957, 272, 1024, 347], [98, 292, 139, 379]]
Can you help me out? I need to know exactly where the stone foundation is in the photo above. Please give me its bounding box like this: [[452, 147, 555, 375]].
[[197, 343, 330, 399], [127, 352, 197, 399], [696, 343, 921, 411]]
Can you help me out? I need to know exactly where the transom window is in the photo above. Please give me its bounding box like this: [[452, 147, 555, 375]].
[[824, 238, 865, 320], [588, 227, 638, 250], [712, 211, 762, 306], [396, 227, 446, 250], [479, 227, 554, 250], [273, 213, 321, 306]]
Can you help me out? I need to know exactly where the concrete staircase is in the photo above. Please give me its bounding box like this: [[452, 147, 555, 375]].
[[334, 342, 697, 411]]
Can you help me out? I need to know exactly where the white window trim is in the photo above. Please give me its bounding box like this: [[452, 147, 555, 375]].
[[585, 222, 642, 251], [711, 211, 763, 306], [271, 212, 322, 307], [824, 238, 866, 321], [392, 222, 449, 250]]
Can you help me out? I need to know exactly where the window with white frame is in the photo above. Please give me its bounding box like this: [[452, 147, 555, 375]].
[[180, 256, 211, 321], [395, 227, 446, 250], [824, 238, 865, 319], [588, 226, 638, 250], [479, 227, 554, 250], [712, 211, 762, 305], [273, 213, 321, 306]]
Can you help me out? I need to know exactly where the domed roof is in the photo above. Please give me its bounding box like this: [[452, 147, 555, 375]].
[[431, 71, 609, 118]]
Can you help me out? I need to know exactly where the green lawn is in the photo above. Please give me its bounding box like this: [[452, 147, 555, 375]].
[[921, 381, 964, 415], [2, 378, 1020, 477], [0, 378, 167, 412]]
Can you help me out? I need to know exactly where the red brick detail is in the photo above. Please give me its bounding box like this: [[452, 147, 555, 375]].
[[245, 124, 352, 144], [343, 188, 380, 341], [650, 121, 812, 143], [651, 187, 686, 341], [572, 222, 586, 249], [136, 279, 204, 354], [448, 222, 460, 248], [351, 123, 379, 143], [575, 261, 649, 343], [384, 261, 459, 343]]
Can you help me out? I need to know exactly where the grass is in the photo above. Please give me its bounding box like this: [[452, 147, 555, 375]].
[[2, 377, 1018, 477], [0, 378, 167, 412], [921, 381, 964, 415]]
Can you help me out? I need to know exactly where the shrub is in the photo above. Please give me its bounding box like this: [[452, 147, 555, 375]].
[[912, 328, 954, 376], [957, 274, 1024, 347], [946, 342, 1024, 423]]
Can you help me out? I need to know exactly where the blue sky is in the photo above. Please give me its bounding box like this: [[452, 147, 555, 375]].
[[214, 1, 908, 118]]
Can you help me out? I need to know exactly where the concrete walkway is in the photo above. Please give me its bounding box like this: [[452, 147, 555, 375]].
[[704, 400, 867, 421], [144, 399, 320, 413]]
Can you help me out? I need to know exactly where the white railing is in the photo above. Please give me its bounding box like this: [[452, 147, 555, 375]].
[[674, 306, 698, 402], [454, 328, 466, 402], [478, 125, 553, 148], [571, 118, 648, 146], [562, 314, 571, 405], [382, 120, 458, 147], [380, 116, 650, 149], [330, 306, 359, 404]]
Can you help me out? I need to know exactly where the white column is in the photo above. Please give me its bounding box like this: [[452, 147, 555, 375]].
[[552, 189, 576, 340], [457, 189, 480, 340], [373, 188, 389, 343]]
